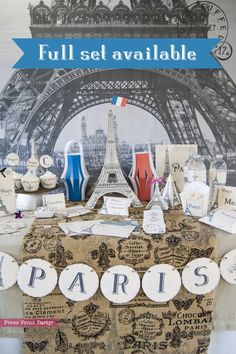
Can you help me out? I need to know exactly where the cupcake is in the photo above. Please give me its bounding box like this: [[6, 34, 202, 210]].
[[40, 170, 57, 189], [21, 171, 40, 192], [13, 171, 23, 189]]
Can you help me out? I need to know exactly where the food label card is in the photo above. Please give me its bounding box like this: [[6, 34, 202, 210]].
[[42, 193, 66, 210]]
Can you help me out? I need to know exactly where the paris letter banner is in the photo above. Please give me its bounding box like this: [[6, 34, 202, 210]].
[[1, 249, 236, 302]]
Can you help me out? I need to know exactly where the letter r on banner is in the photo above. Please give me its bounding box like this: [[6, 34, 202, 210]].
[[112, 273, 129, 295]]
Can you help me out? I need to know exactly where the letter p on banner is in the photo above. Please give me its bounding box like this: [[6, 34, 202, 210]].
[[17, 259, 58, 297]]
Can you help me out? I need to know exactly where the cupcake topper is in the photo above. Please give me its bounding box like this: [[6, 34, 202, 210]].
[[27, 157, 39, 173], [40, 155, 53, 170], [31, 139, 37, 159], [6, 153, 19, 169]]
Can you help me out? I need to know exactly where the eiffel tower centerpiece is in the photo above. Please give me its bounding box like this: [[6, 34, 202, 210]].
[[86, 110, 142, 209]]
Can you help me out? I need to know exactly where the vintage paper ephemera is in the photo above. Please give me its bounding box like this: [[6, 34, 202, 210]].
[[199, 208, 236, 234], [99, 196, 132, 216], [59, 220, 136, 238]]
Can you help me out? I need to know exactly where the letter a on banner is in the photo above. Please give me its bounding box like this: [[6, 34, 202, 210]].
[[59, 264, 99, 301], [142, 264, 181, 302], [17, 259, 58, 297], [100, 265, 140, 303], [182, 258, 220, 295]]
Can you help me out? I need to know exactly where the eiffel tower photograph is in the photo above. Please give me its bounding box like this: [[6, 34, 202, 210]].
[[0, 0, 235, 186]]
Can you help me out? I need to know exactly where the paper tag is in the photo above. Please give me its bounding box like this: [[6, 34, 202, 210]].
[[182, 258, 220, 295], [143, 206, 166, 234], [0, 252, 19, 290], [99, 196, 131, 216], [27, 158, 39, 172], [17, 259, 58, 298], [199, 208, 236, 234], [142, 264, 181, 302], [100, 265, 140, 303], [6, 153, 19, 167], [220, 249, 236, 285], [40, 155, 53, 169], [42, 193, 66, 211], [59, 264, 99, 301]]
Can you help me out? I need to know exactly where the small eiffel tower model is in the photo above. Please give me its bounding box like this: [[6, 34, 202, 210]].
[[86, 110, 142, 209]]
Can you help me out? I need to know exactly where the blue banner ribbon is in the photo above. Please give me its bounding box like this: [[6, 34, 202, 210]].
[[13, 38, 220, 69]]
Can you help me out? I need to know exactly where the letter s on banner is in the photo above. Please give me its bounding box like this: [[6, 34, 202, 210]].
[[182, 258, 220, 295], [142, 264, 181, 302], [17, 259, 58, 297], [100, 265, 140, 303], [59, 264, 99, 301]]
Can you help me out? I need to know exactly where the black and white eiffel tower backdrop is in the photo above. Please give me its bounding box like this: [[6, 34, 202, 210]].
[[0, 0, 235, 184]]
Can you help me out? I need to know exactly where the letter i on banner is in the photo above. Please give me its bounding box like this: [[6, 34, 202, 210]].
[[142, 264, 181, 302], [17, 259, 58, 297], [0, 252, 19, 290], [59, 264, 99, 301], [182, 258, 220, 295], [100, 265, 140, 303]]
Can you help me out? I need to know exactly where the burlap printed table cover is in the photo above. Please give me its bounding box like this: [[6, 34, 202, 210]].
[[21, 209, 216, 354]]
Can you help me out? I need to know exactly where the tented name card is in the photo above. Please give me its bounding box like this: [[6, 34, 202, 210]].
[[0, 168, 16, 216], [199, 208, 236, 234], [143, 206, 166, 234], [42, 193, 66, 211], [218, 186, 236, 210], [180, 181, 210, 217], [99, 196, 132, 216]]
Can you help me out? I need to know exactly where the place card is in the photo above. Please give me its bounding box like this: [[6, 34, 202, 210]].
[[199, 208, 236, 234], [42, 193, 66, 211], [99, 196, 132, 216]]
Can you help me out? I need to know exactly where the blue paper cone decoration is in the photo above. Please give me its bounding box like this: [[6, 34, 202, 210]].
[[61, 141, 89, 201]]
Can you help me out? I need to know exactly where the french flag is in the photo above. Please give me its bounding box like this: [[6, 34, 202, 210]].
[[112, 96, 128, 107]]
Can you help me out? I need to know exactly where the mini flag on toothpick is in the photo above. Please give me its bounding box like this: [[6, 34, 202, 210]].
[[112, 96, 128, 107]]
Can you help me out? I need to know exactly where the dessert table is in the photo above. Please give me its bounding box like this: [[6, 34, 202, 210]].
[[0, 206, 235, 354]]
